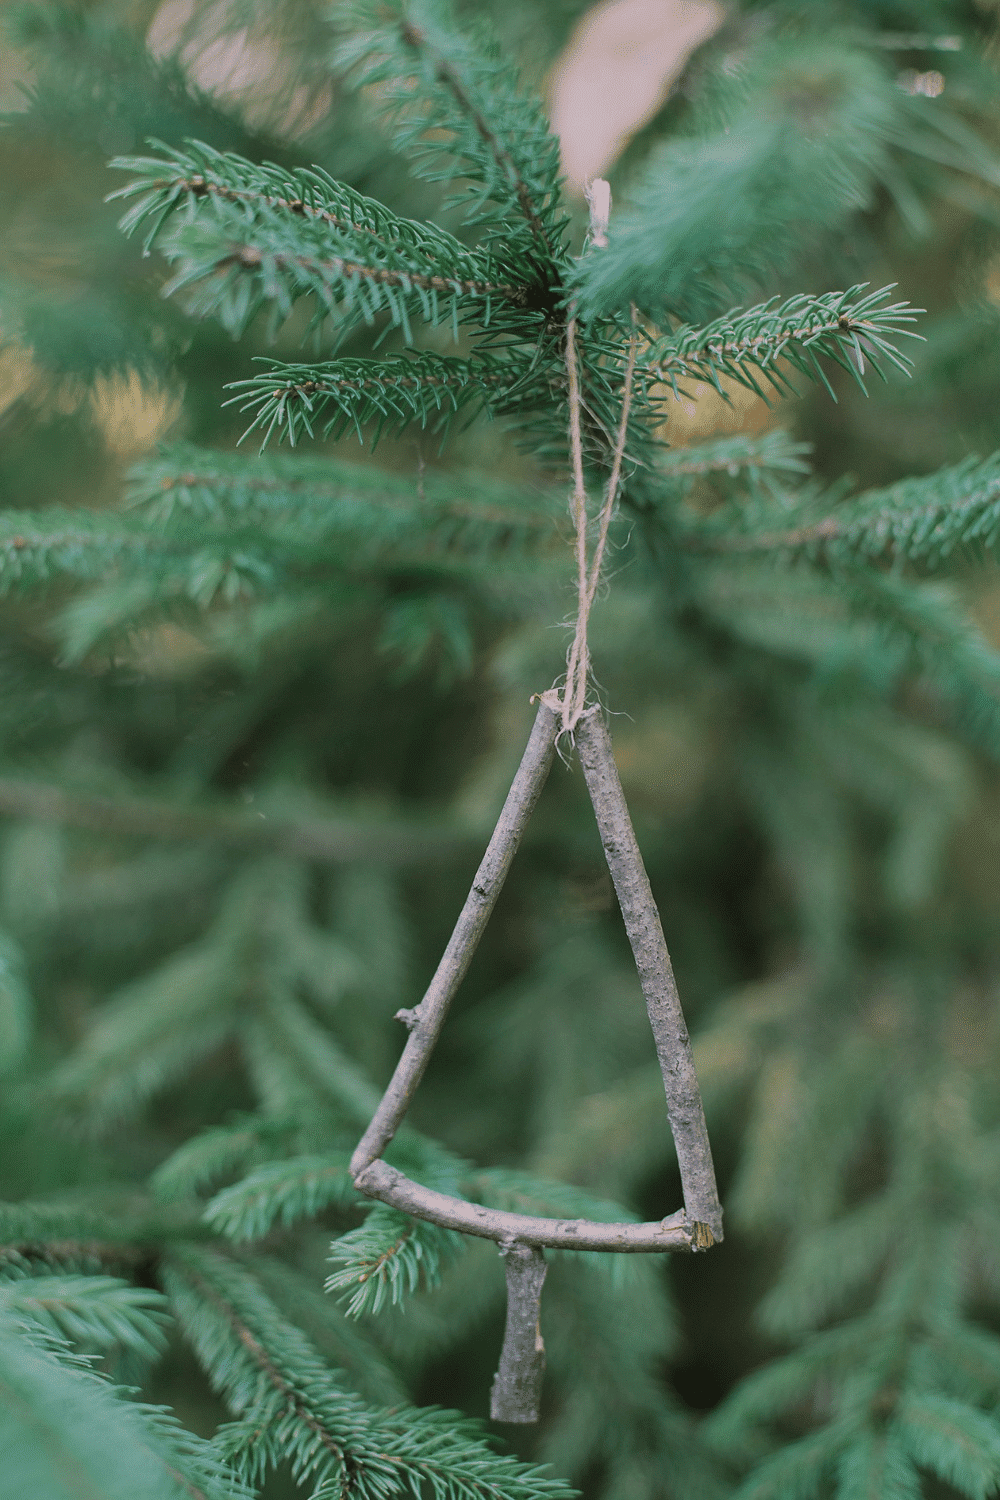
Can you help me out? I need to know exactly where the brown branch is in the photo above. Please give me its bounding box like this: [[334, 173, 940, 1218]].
[[0, 775, 468, 866], [352, 1161, 694, 1251], [269, 362, 518, 404], [648, 316, 873, 384], [179, 174, 393, 248], [225, 243, 524, 303], [490, 1245, 547, 1423], [165, 172, 531, 303], [171, 1254, 347, 1472], [575, 709, 722, 1244], [349, 700, 559, 1176]]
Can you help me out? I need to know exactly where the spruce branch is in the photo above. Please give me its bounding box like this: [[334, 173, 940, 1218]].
[[699, 451, 1000, 568], [335, 1, 569, 270], [0, 1270, 170, 1360], [47, 862, 378, 1131], [110, 143, 414, 258], [326, 1205, 463, 1317], [654, 429, 813, 483], [0, 1313, 251, 1500], [693, 558, 1000, 754], [205, 1155, 359, 1243], [0, 1199, 204, 1260], [253, 994, 384, 1132], [227, 351, 535, 447], [252, 1257, 408, 1410], [111, 143, 530, 344], [165, 1246, 575, 1500], [570, 34, 998, 324], [641, 285, 923, 408], [128, 443, 562, 557], [153, 1116, 303, 1204]]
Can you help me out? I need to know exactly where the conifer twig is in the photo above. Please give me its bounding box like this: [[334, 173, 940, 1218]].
[[349, 701, 559, 1177], [398, 20, 556, 261], [349, 1160, 693, 1250], [490, 1244, 547, 1423], [575, 708, 722, 1243]]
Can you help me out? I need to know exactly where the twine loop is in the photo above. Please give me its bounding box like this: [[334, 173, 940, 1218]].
[[557, 299, 639, 734]]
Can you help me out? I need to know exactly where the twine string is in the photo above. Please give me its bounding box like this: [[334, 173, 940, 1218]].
[[559, 301, 639, 734]]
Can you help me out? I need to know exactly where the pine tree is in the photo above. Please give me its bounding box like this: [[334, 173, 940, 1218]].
[[6, 0, 1000, 1496]]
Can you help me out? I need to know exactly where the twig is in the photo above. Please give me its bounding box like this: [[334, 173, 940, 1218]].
[[575, 708, 722, 1244], [224, 242, 521, 300], [349, 701, 559, 1176], [350, 1160, 694, 1251], [490, 1245, 547, 1423]]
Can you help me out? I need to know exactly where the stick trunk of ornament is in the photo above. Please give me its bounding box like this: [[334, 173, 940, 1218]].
[[350, 699, 722, 1424]]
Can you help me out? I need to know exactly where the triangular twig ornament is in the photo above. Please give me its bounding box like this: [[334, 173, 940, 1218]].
[[350, 699, 722, 1424]]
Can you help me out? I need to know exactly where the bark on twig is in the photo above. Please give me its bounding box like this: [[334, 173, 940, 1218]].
[[350, 702, 559, 1176], [490, 1244, 547, 1423], [351, 1160, 694, 1251], [575, 708, 723, 1243]]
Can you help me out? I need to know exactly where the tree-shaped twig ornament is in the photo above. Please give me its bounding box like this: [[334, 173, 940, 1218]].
[[350, 183, 722, 1423]]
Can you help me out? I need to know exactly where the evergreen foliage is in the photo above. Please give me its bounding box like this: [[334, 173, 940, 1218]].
[[6, 0, 1000, 1497]]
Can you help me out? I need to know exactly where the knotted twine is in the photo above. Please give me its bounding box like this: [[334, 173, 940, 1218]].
[[551, 181, 640, 735]]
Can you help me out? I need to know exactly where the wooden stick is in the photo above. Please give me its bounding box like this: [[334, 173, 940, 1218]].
[[350, 1160, 694, 1251], [350, 701, 559, 1177], [490, 1244, 547, 1423], [575, 708, 723, 1244]]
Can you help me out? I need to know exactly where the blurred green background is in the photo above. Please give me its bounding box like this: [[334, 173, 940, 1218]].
[[6, 2, 1000, 1497]]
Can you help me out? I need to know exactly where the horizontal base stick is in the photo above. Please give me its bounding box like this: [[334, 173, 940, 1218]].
[[491, 1244, 547, 1423], [352, 1160, 696, 1252]]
